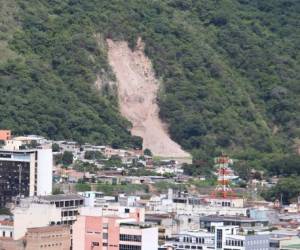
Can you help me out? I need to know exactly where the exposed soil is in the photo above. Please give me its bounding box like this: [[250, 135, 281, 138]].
[[107, 38, 190, 158]]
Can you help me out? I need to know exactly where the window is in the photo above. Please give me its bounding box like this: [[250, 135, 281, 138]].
[[120, 234, 142, 242], [103, 233, 108, 239], [216, 229, 222, 248], [2, 231, 5, 237]]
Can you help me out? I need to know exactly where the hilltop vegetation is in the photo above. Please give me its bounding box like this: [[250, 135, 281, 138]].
[[0, 0, 299, 159]]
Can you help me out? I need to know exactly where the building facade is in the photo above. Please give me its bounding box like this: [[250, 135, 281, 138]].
[[73, 215, 158, 250], [0, 148, 52, 206], [25, 225, 71, 250]]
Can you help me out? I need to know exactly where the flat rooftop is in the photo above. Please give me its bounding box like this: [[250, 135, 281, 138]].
[[120, 222, 154, 229], [41, 194, 83, 201], [27, 225, 69, 233], [200, 215, 267, 223]]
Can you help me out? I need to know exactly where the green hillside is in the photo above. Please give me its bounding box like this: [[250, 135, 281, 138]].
[[0, 0, 299, 158]]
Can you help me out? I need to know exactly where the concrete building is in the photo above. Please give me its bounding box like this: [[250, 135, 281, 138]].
[[215, 226, 270, 250], [200, 215, 268, 232], [168, 226, 271, 250], [25, 225, 71, 250], [73, 214, 158, 250], [4, 135, 48, 151], [206, 197, 244, 208], [146, 193, 248, 216], [119, 194, 141, 207], [39, 194, 84, 224], [169, 230, 214, 250], [145, 213, 178, 245], [0, 220, 13, 239], [79, 204, 145, 223], [80, 191, 105, 207], [11, 195, 83, 240], [13, 202, 62, 240], [0, 148, 52, 206]]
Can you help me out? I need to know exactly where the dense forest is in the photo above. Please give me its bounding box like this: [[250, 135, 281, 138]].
[[0, 0, 299, 161]]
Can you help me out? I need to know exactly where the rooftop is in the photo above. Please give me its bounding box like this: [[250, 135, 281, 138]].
[[0, 220, 13, 226], [27, 225, 69, 233], [41, 194, 83, 201], [200, 215, 266, 223], [120, 222, 155, 229]]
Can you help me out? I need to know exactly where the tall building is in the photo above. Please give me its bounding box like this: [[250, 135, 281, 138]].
[[0, 148, 52, 206]]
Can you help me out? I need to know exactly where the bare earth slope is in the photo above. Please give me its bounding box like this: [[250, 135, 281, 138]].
[[107, 39, 190, 158]]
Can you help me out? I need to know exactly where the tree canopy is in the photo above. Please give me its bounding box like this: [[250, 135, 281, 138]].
[[0, 0, 299, 159]]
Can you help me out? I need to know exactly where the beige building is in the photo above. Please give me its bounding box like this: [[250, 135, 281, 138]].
[[25, 225, 71, 250], [13, 203, 61, 240], [0, 225, 71, 250]]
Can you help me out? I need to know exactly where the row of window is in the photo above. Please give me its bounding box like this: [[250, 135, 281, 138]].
[[1, 231, 13, 238], [61, 210, 78, 217], [52, 200, 83, 208], [174, 245, 203, 249], [226, 239, 244, 246], [181, 237, 205, 244], [119, 244, 141, 250], [120, 234, 142, 242], [91, 242, 118, 248], [40, 242, 63, 248]]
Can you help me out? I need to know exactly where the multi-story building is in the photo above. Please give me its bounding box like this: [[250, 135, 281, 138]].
[[12, 194, 83, 239], [25, 225, 71, 250], [145, 213, 178, 245], [200, 215, 268, 232], [13, 202, 62, 240], [168, 226, 271, 250], [0, 220, 13, 239], [0, 148, 52, 206], [80, 191, 105, 207], [39, 194, 84, 225], [79, 204, 145, 224], [215, 226, 270, 250], [169, 230, 214, 250], [73, 214, 158, 250], [0, 225, 71, 250]]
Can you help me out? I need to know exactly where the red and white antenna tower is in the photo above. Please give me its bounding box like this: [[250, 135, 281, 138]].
[[210, 153, 236, 199]]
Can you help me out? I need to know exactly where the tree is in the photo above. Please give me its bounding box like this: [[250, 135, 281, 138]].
[[75, 183, 91, 192], [62, 151, 73, 166], [84, 151, 104, 160], [261, 177, 300, 204], [52, 187, 63, 195], [143, 148, 152, 156], [132, 136, 143, 150], [52, 143, 60, 152], [104, 155, 123, 169]]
